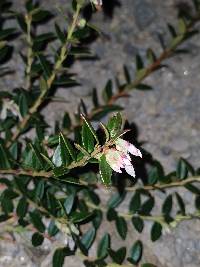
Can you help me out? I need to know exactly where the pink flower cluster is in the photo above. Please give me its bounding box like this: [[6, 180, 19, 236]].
[[104, 138, 142, 178]]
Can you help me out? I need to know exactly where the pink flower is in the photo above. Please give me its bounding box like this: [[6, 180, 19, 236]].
[[104, 138, 142, 178], [115, 138, 142, 158]]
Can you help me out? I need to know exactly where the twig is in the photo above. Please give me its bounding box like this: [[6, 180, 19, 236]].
[[5, 5, 81, 148], [1, 168, 200, 192]]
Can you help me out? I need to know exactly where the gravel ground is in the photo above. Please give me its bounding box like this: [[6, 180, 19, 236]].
[[0, 0, 200, 266]]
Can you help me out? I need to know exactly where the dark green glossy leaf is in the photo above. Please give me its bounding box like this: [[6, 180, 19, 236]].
[[176, 158, 194, 180], [53, 248, 73, 267], [136, 54, 144, 70], [32, 9, 53, 22], [37, 54, 51, 78], [116, 216, 127, 240], [97, 233, 110, 259], [48, 220, 59, 236], [71, 211, 92, 223], [62, 112, 71, 129], [109, 247, 126, 264], [32, 232, 44, 247], [16, 197, 28, 218], [52, 145, 62, 167], [55, 23, 66, 43], [162, 195, 173, 215], [185, 183, 200, 195], [29, 211, 45, 233], [81, 227, 96, 250], [139, 197, 154, 215], [128, 240, 143, 264], [82, 120, 95, 153], [60, 133, 76, 161], [35, 180, 45, 201], [151, 222, 162, 242], [0, 144, 11, 169], [107, 191, 126, 209], [103, 80, 113, 103], [81, 114, 99, 144], [99, 154, 112, 185], [107, 112, 122, 138], [0, 28, 16, 40], [136, 84, 153, 90], [132, 217, 144, 233], [64, 194, 75, 215], [129, 192, 141, 213], [59, 134, 71, 165], [175, 192, 185, 215], [92, 209, 103, 229]]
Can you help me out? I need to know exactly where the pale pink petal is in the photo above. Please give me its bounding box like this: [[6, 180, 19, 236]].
[[125, 164, 136, 178], [122, 155, 132, 166], [105, 149, 123, 172], [115, 138, 129, 154], [128, 144, 142, 158]]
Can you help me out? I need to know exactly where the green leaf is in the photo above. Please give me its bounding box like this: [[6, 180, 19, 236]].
[[136, 54, 144, 70], [81, 227, 96, 250], [139, 197, 154, 215], [176, 158, 195, 180], [128, 240, 143, 265], [52, 145, 62, 167], [115, 216, 127, 240], [32, 232, 44, 247], [129, 192, 141, 213], [64, 194, 74, 215], [16, 197, 28, 218], [92, 88, 99, 107], [185, 183, 200, 195], [53, 248, 73, 267], [39, 76, 48, 92], [109, 247, 126, 264], [132, 217, 144, 233], [136, 84, 153, 90], [175, 192, 185, 215], [151, 222, 162, 242], [146, 48, 157, 64], [71, 211, 92, 223], [99, 154, 112, 185], [107, 208, 117, 222], [59, 134, 71, 165], [0, 144, 11, 169], [103, 80, 113, 103], [162, 195, 173, 215], [123, 65, 131, 83], [81, 114, 99, 144], [48, 220, 59, 236], [100, 122, 110, 142], [32, 9, 53, 22], [178, 18, 187, 34], [107, 191, 126, 209], [0, 28, 16, 41], [37, 54, 51, 78], [60, 133, 76, 161], [195, 195, 200, 210], [55, 23, 66, 43], [35, 180, 45, 201], [93, 209, 103, 229], [29, 211, 45, 233], [82, 120, 95, 153], [107, 113, 122, 138], [62, 112, 71, 129], [97, 233, 110, 259]]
